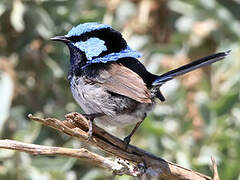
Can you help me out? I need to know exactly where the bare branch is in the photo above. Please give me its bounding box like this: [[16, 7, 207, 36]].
[[0, 139, 140, 177], [0, 112, 215, 180], [211, 156, 220, 180], [28, 112, 212, 180]]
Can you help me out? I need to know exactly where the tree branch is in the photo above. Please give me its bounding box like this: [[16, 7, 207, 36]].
[[0, 112, 219, 180], [211, 157, 220, 180], [0, 139, 140, 177]]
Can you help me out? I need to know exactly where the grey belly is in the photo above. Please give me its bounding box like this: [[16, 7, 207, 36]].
[[70, 76, 154, 127], [95, 103, 153, 127]]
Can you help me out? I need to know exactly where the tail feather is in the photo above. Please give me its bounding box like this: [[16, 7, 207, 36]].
[[152, 50, 231, 86]]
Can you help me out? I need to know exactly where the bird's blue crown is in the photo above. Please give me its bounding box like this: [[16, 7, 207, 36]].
[[65, 22, 142, 64], [66, 22, 111, 37]]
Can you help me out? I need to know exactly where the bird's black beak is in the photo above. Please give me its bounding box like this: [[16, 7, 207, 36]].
[[50, 36, 70, 43]]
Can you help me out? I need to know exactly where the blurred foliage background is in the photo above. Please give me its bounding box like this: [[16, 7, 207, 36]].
[[0, 0, 239, 179]]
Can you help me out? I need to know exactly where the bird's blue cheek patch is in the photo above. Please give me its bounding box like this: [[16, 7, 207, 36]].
[[74, 38, 107, 60]]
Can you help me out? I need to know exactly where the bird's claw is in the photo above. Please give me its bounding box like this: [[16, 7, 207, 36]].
[[87, 130, 93, 141], [123, 136, 131, 149]]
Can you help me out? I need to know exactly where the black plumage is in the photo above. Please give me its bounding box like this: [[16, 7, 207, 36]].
[[51, 22, 230, 147]]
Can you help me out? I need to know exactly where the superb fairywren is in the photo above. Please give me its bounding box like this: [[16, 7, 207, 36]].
[[51, 22, 230, 146]]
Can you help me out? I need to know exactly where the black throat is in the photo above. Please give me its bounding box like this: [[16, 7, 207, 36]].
[[67, 43, 88, 79]]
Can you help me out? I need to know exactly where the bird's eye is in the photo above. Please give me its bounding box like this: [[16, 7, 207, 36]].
[[81, 35, 88, 41], [67, 35, 88, 42], [67, 36, 78, 42]]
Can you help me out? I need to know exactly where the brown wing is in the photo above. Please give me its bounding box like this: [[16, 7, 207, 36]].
[[96, 63, 152, 104]]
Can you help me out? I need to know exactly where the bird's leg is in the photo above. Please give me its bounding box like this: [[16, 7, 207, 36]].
[[123, 122, 142, 147], [156, 89, 165, 102], [81, 113, 104, 140], [123, 113, 146, 149]]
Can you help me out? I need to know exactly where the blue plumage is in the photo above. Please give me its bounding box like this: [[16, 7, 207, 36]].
[[75, 37, 107, 60], [65, 22, 142, 64], [89, 46, 142, 64], [66, 22, 111, 37], [51, 22, 229, 146]]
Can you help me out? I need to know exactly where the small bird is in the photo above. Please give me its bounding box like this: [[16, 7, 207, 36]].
[[51, 22, 230, 146]]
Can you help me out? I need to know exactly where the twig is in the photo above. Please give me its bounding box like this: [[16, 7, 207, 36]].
[[0, 139, 140, 177], [0, 112, 215, 180], [211, 156, 220, 180], [30, 112, 212, 180]]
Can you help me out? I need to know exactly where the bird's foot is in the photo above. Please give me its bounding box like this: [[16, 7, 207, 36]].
[[123, 119, 145, 150], [82, 114, 94, 141], [123, 135, 131, 150], [82, 113, 104, 141], [87, 126, 93, 141]]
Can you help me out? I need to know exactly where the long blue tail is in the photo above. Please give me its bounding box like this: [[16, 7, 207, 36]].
[[152, 50, 231, 86]]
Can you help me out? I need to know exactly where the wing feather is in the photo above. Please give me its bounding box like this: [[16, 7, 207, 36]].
[[94, 63, 152, 104]]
